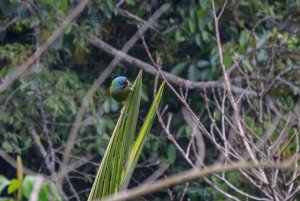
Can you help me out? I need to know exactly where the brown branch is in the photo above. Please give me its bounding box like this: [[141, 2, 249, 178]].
[[29, 127, 53, 174], [211, 0, 269, 184], [119, 9, 157, 31], [36, 88, 56, 174], [0, 148, 36, 175], [0, 17, 18, 34], [87, 35, 256, 95], [0, 0, 90, 93], [56, 154, 94, 179], [148, 53, 241, 200], [97, 159, 296, 201], [181, 106, 205, 166]]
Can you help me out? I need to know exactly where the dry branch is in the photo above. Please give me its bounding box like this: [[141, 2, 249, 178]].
[[87, 35, 255, 95], [98, 159, 297, 201], [0, 0, 90, 93]]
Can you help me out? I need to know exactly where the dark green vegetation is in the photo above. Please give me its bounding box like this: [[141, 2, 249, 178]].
[[1, 0, 300, 200]]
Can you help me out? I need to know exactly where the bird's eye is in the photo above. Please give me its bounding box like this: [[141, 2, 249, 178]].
[[121, 80, 127, 87]]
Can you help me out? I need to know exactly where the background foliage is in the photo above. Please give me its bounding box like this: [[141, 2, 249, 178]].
[[0, 0, 300, 200]]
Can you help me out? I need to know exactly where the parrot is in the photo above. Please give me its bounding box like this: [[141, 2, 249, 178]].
[[109, 76, 132, 102]]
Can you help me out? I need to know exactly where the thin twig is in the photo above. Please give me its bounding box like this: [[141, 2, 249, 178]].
[[211, 0, 269, 184], [217, 0, 229, 19], [119, 9, 157, 31]]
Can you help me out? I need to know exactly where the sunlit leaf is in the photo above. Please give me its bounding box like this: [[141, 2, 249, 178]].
[[7, 179, 18, 194]]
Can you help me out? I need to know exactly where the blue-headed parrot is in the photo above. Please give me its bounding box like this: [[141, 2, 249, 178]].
[[109, 76, 132, 102]]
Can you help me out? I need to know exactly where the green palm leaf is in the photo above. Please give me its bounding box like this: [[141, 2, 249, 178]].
[[88, 71, 165, 200], [121, 81, 165, 190]]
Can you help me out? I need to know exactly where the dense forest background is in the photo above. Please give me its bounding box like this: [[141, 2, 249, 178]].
[[0, 0, 300, 200]]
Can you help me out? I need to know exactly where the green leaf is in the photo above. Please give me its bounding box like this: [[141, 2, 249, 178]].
[[227, 172, 240, 185], [0, 175, 10, 195], [121, 81, 165, 189], [197, 60, 210, 69], [64, 25, 72, 34], [242, 60, 252, 72], [167, 144, 177, 164], [202, 30, 209, 42], [257, 50, 267, 62], [255, 33, 267, 48], [223, 53, 232, 68], [185, 125, 193, 138], [88, 71, 143, 200], [175, 30, 185, 42], [195, 33, 201, 47], [171, 62, 187, 76], [188, 19, 195, 33], [17, 5, 30, 19], [2, 142, 13, 153], [41, 0, 54, 6], [22, 176, 59, 201], [48, 183, 62, 201], [239, 30, 249, 45], [188, 65, 200, 81], [38, 185, 48, 201], [87, 71, 165, 199], [199, 0, 209, 9], [22, 176, 35, 199], [125, 0, 134, 5], [7, 179, 18, 194], [51, 34, 64, 49], [59, 0, 68, 13], [215, 110, 221, 121]]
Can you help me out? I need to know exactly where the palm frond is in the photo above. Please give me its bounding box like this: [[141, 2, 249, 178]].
[[87, 71, 165, 200]]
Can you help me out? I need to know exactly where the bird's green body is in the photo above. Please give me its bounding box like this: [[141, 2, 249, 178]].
[[109, 76, 132, 102]]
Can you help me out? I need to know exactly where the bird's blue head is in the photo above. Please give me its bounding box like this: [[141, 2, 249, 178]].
[[113, 76, 129, 90]]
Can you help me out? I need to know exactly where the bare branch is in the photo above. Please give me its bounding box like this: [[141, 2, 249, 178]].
[[98, 158, 297, 201], [87, 35, 256, 96], [0, 148, 36, 175], [0, 0, 90, 93], [211, 0, 269, 184]]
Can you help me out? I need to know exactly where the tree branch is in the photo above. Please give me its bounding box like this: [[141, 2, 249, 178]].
[[97, 158, 297, 201], [87, 35, 256, 95], [0, 0, 90, 93], [0, 148, 36, 175], [211, 0, 269, 184]]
